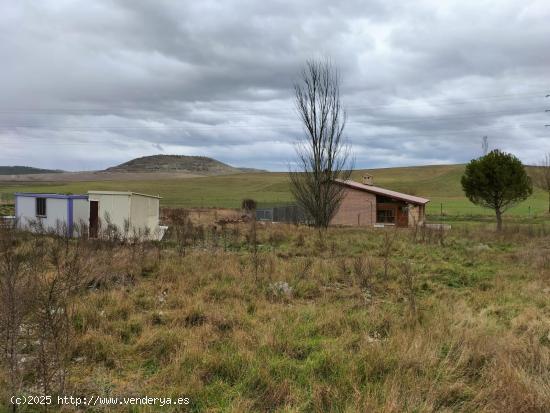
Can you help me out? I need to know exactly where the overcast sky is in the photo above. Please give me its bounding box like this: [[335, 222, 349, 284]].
[[1, 0, 549, 171]]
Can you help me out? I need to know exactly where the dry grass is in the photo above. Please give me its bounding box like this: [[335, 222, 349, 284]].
[[1, 222, 550, 412]]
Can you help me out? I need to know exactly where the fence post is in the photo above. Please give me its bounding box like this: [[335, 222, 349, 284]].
[[440, 203, 443, 217]]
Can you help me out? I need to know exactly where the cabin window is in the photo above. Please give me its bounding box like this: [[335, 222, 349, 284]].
[[376, 209, 395, 223], [36, 198, 47, 217]]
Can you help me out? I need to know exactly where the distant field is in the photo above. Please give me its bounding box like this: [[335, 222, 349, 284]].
[[0, 164, 547, 218]]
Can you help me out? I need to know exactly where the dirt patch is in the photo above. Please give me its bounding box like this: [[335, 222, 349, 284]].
[[161, 207, 248, 226]]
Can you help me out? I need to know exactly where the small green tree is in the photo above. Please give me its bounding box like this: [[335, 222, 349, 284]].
[[461, 150, 532, 231]]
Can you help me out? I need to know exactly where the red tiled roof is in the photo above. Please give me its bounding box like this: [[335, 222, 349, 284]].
[[335, 179, 430, 205]]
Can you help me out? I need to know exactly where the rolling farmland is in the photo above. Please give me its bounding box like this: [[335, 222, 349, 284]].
[[0, 164, 547, 218]]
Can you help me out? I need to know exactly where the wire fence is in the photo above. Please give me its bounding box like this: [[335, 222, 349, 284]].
[[426, 203, 547, 218], [256, 204, 308, 224], [255, 202, 548, 223], [0, 191, 546, 220]]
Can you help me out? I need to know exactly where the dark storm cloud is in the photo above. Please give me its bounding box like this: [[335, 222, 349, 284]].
[[1, 0, 549, 171]]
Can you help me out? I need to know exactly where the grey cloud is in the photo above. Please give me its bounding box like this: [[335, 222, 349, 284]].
[[0, 0, 549, 171]]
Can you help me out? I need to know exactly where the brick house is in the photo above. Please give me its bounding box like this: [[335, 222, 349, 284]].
[[331, 174, 429, 227]]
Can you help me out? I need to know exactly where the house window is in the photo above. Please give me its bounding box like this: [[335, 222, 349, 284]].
[[377, 209, 395, 223], [36, 198, 47, 217]]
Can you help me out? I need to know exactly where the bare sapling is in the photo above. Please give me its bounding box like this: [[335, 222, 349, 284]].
[[128, 226, 151, 277], [33, 231, 90, 396], [0, 227, 40, 410], [209, 225, 219, 249], [220, 222, 228, 251], [152, 239, 163, 266], [410, 219, 419, 243], [102, 213, 122, 245], [168, 209, 192, 256], [412, 222, 447, 246], [381, 227, 397, 278], [297, 257, 313, 280], [337, 258, 350, 281], [249, 217, 260, 281], [353, 255, 372, 290], [436, 224, 446, 246], [242, 199, 260, 281], [401, 260, 417, 322]]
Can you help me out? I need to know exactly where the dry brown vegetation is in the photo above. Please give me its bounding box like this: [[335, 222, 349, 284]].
[[1, 218, 550, 412], [160, 207, 246, 226]]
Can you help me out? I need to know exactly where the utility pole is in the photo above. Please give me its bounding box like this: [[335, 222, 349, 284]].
[[482, 136, 489, 155], [546, 95, 550, 127]]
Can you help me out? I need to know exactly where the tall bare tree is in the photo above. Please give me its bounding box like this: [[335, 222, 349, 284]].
[[289, 59, 353, 229], [534, 152, 550, 213]]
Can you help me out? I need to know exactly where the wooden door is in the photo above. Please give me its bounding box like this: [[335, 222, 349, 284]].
[[396, 206, 409, 227], [89, 201, 99, 238]]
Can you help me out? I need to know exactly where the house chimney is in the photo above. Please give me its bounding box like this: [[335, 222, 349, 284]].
[[362, 173, 374, 186]]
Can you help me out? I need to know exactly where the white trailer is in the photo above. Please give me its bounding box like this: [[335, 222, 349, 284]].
[[87, 191, 162, 240], [14, 193, 89, 236]]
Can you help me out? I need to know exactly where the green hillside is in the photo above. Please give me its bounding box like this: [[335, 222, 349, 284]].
[[0, 164, 547, 218], [106, 154, 243, 174], [0, 166, 63, 175]]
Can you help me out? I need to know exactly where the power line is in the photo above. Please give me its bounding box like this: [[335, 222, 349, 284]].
[[546, 94, 549, 127]]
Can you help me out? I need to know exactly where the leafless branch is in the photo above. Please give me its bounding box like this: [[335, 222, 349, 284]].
[[289, 59, 354, 228]]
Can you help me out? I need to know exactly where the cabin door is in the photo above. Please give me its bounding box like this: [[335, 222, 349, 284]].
[[396, 206, 409, 227], [89, 201, 99, 238]]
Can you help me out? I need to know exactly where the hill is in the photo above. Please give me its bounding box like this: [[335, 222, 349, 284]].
[[105, 155, 260, 175], [0, 164, 547, 218], [0, 166, 63, 175]]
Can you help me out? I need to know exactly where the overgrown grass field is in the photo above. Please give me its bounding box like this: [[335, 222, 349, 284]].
[[1, 220, 550, 412], [0, 165, 547, 217]]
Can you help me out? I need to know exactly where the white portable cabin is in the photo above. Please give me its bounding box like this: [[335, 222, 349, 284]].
[[14, 193, 89, 236], [87, 191, 162, 240]]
